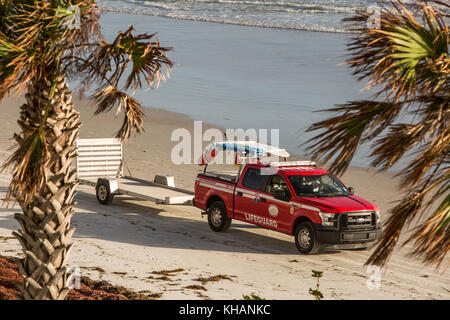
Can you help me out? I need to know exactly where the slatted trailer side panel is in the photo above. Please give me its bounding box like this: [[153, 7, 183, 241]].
[[76, 138, 123, 181]]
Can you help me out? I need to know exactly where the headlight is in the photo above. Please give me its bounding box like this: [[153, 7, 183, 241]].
[[319, 212, 336, 227], [375, 210, 381, 224]]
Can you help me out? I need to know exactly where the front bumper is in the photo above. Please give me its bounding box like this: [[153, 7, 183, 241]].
[[315, 225, 381, 245]]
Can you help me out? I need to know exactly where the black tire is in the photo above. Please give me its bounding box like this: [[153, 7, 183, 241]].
[[294, 222, 320, 254], [207, 201, 232, 232], [96, 180, 114, 205]]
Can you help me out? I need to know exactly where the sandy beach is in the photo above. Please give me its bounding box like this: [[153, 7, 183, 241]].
[[0, 93, 449, 300]]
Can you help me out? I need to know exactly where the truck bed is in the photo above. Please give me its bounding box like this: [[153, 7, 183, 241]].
[[200, 171, 238, 184]]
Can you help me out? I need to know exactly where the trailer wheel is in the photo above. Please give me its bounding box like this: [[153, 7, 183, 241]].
[[294, 222, 320, 254], [96, 180, 114, 205], [207, 201, 231, 232]]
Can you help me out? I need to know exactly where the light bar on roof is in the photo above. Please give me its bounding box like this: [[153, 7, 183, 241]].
[[269, 161, 316, 167]]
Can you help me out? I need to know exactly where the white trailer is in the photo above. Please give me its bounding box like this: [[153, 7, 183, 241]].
[[76, 138, 194, 205]]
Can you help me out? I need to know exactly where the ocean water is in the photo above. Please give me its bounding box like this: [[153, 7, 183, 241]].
[[98, 13, 376, 166], [99, 0, 417, 33]]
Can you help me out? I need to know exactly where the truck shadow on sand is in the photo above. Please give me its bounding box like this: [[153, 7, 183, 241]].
[[72, 191, 343, 256]]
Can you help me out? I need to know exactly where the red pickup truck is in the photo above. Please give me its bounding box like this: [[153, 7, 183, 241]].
[[194, 161, 381, 254]]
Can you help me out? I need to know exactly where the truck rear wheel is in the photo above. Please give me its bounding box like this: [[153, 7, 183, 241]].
[[207, 201, 231, 232], [96, 180, 114, 205], [294, 222, 320, 254]]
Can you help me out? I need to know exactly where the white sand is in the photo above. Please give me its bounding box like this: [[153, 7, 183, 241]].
[[0, 96, 449, 299]]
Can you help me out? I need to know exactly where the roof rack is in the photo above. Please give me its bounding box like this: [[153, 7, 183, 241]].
[[213, 141, 290, 158], [268, 161, 316, 167]]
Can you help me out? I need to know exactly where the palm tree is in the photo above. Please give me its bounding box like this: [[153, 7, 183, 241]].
[[0, 0, 173, 299], [306, 0, 448, 269]]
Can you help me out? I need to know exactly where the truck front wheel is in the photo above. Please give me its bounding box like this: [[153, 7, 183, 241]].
[[207, 201, 232, 232], [294, 222, 320, 254]]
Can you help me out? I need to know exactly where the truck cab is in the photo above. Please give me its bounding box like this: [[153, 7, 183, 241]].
[[195, 159, 381, 254]]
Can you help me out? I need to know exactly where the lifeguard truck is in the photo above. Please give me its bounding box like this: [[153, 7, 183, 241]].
[[194, 141, 381, 254]]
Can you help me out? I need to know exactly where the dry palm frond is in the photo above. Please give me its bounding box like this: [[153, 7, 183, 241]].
[[405, 186, 449, 268], [366, 190, 425, 267], [90, 85, 144, 140], [77, 25, 173, 90], [370, 95, 449, 181], [368, 164, 449, 268], [1, 131, 50, 204], [73, 25, 172, 139], [62, 1, 102, 46], [116, 94, 145, 140], [121, 29, 173, 91], [1, 63, 61, 205], [402, 128, 449, 187], [305, 101, 403, 175], [369, 123, 420, 169], [0, 37, 31, 99]]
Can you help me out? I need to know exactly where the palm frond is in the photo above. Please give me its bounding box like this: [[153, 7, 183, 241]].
[[387, 24, 434, 89], [90, 85, 144, 140], [122, 30, 173, 91], [369, 123, 419, 169], [1, 130, 50, 205], [402, 127, 449, 187], [308, 1, 449, 267], [370, 95, 449, 178], [0, 1, 85, 99], [78, 25, 173, 90], [306, 101, 403, 175], [344, 0, 448, 101], [0, 37, 30, 99], [1, 61, 62, 205], [74, 24, 173, 140], [366, 190, 425, 267], [405, 188, 449, 269]]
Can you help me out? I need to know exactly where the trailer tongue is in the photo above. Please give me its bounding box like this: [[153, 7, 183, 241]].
[[76, 138, 194, 205]]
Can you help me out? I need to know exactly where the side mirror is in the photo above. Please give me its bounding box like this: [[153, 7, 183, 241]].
[[273, 189, 290, 201], [348, 187, 355, 195]]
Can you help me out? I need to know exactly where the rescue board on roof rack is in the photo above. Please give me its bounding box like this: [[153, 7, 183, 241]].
[[199, 140, 290, 165]]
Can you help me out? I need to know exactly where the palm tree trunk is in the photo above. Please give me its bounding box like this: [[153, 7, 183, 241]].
[[12, 73, 81, 300]]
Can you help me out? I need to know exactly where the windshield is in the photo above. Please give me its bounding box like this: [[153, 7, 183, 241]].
[[288, 174, 350, 198]]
